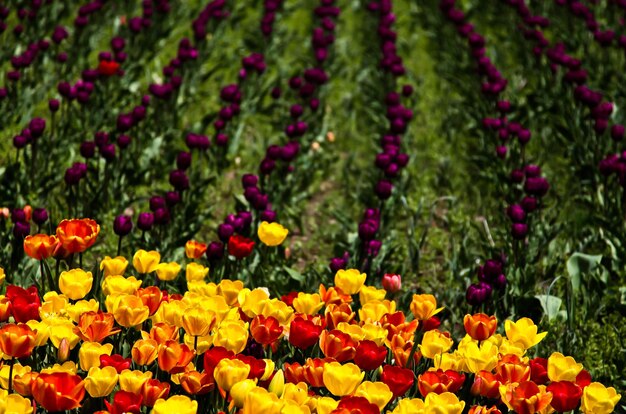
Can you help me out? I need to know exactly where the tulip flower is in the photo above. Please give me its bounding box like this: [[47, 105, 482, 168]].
[[133, 249, 161, 273], [100, 256, 129, 277], [31, 372, 85, 411], [0, 323, 37, 358], [118, 369, 152, 395], [55, 218, 100, 254], [142, 379, 171, 407], [228, 234, 255, 259], [214, 358, 251, 392], [213, 320, 249, 354], [322, 362, 364, 396], [101, 275, 142, 296], [319, 329, 357, 362], [410, 294, 444, 321], [185, 240, 207, 259], [354, 381, 394, 411], [418, 368, 465, 397], [6, 285, 41, 323], [463, 313, 497, 341], [78, 342, 114, 371], [504, 318, 547, 349], [105, 390, 143, 414], [547, 381, 583, 412], [179, 371, 215, 395], [547, 352, 583, 382], [334, 268, 367, 295], [257, 221, 289, 246], [157, 340, 195, 374], [74, 311, 121, 343], [23, 234, 58, 260], [499, 381, 553, 414], [382, 273, 402, 293], [419, 329, 454, 359], [59, 269, 93, 300], [111, 294, 150, 327], [185, 262, 209, 282], [354, 340, 387, 371], [381, 365, 415, 398], [84, 366, 118, 398], [250, 315, 283, 345], [155, 262, 182, 281], [0, 391, 32, 414], [581, 382, 621, 414]]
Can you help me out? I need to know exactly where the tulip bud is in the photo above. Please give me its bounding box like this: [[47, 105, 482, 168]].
[[114, 215, 133, 236], [382, 273, 401, 293]]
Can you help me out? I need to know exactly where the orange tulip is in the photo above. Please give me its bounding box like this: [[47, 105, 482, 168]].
[[471, 370, 501, 399], [145, 323, 180, 345], [23, 234, 59, 260], [136, 286, 163, 316], [157, 340, 195, 374], [496, 354, 531, 384], [179, 371, 215, 395], [31, 372, 85, 411], [417, 369, 465, 397], [13, 371, 39, 397], [499, 381, 553, 414], [463, 313, 497, 341], [132, 339, 159, 366], [55, 218, 100, 254], [284, 361, 307, 385], [142, 379, 170, 407], [250, 315, 283, 345], [0, 323, 37, 358], [303, 357, 333, 388], [319, 330, 356, 362], [185, 240, 207, 259], [74, 311, 121, 343], [324, 303, 355, 329]]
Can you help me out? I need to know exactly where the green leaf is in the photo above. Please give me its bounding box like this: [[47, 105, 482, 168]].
[[566, 252, 602, 291], [284, 266, 305, 283], [535, 294, 564, 321]]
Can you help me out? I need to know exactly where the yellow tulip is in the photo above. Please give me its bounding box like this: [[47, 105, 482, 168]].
[[292, 293, 324, 315], [133, 249, 161, 273], [460, 339, 498, 373], [419, 329, 453, 359], [85, 366, 118, 397], [101, 275, 142, 296], [111, 294, 150, 328], [49, 320, 80, 350], [59, 269, 93, 300], [155, 262, 181, 281], [322, 362, 364, 396], [334, 268, 366, 295], [231, 379, 258, 407], [391, 398, 426, 414], [100, 256, 129, 277], [213, 320, 249, 354], [242, 387, 284, 414], [424, 392, 465, 414], [257, 221, 289, 246], [182, 306, 217, 337], [282, 382, 309, 405], [281, 400, 311, 414], [504, 318, 547, 349], [152, 300, 187, 327], [359, 285, 386, 304], [185, 262, 208, 283], [65, 299, 99, 323], [410, 294, 444, 321], [315, 396, 340, 414], [0, 364, 31, 389], [25, 320, 50, 347], [214, 358, 250, 392], [354, 381, 393, 411], [581, 382, 621, 414], [361, 322, 388, 346], [0, 268, 4, 287], [187, 280, 218, 296], [79, 342, 114, 371], [183, 333, 213, 354], [547, 352, 583, 382], [217, 279, 244, 306], [358, 299, 396, 322], [336, 322, 365, 343], [268, 368, 285, 397], [0, 390, 32, 414], [119, 369, 152, 394], [151, 395, 198, 414]]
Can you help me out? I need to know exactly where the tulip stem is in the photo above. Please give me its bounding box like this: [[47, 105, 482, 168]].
[[39, 259, 46, 294], [117, 235, 123, 257], [8, 357, 14, 394]]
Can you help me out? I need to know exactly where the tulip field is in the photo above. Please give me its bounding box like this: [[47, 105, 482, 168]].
[[2, 0, 626, 412]]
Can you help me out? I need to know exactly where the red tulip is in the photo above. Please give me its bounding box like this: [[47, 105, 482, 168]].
[[546, 381, 583, 412], [6, 285, 41, 323], [354, 340, 387, 371], [335, 396, 380, 414], [105, 390, 143, 414], [289, 316, 323, 350], [31, 372, 85, 411], [227, 234, 255, 259], [380, 365, 414, 398], [100, 354, 132, 373]]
